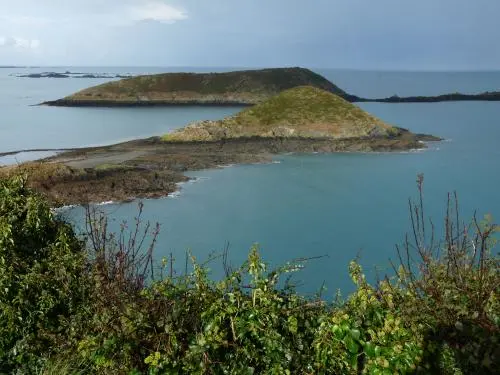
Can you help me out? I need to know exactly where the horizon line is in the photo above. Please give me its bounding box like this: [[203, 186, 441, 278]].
[[1, 65, 500, 73]]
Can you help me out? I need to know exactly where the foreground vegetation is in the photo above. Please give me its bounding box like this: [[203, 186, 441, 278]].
[[0, 175, 498, 374]]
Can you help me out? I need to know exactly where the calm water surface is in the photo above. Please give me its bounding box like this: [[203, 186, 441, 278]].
[[2, 67, 500, 294], [0, 66, 241, 154]]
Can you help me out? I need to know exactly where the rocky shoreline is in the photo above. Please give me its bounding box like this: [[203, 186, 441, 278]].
[[363, 91, 500, 103], [41, 99, 253, 107], [0, 132, 440, 207], [41, 91, 500, 107]]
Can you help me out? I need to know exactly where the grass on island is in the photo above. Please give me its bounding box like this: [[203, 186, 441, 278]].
[[62, 67, 348, 103], [162, 86, 398, 141], [224, 85, 389, 128]]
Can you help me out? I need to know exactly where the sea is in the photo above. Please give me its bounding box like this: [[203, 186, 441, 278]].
[[1, 66, 500, 295]]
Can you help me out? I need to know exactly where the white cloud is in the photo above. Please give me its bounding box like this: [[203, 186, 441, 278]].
[[0, 1, 188, 29], [29, 39, 40, 49], [82, 1, 188, 28], [0, 0, 186, 61], [0, 36, 40, 49], [127, 1, 188, 23]]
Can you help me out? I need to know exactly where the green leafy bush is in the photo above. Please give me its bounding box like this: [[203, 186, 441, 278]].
[[0, 174, 497, 374], [0, 176, 88, 373], [314, 262, 425, 374]]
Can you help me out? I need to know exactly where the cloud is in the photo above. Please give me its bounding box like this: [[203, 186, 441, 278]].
[[29, 39, 41, 49], [126, 1, 188, 24], [0, 36, 40, 49], [0, 1, 188, 29]]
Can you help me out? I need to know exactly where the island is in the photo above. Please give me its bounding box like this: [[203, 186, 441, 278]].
[[41, 67, 358, 106], [40, 67, 500, 106], [164, 86, 397, 141], [16, 71, 133, 79], [2, 86, 439, 206], [362, 91, 500, 103]]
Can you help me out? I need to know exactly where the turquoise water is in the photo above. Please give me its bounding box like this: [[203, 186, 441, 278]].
[[62, 101, 500, 295], [0, 66, 241, 154], [2, 67, 500, 294]]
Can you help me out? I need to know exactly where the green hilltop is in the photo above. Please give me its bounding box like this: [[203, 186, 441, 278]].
[[163, 86, 397, 141], [43, 67, 352, 106]]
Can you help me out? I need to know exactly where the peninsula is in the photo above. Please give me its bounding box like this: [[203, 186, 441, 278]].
[[4, 86, 439, 206], [41, 67, 500, 106]]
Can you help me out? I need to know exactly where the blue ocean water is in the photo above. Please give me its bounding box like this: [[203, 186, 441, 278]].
[[2, 67, 500, 295], [0, 66, 241, 155]]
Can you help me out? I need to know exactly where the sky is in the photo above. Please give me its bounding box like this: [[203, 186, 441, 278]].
[[0, 0, 499, 70]]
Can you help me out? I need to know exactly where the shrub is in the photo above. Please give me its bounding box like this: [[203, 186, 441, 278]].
[[0, 176, 88, 373], [0, 174, 497, 374], [72, 239, 326, 374], [314, 262, 425, 374], [391, 175, 499, 373]]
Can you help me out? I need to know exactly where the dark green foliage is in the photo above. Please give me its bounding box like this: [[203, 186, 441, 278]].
[[69, 244, 325, 374], [390, 176, 500, 374], [0, 176, 88, 373], [0, 175, 498, 374]]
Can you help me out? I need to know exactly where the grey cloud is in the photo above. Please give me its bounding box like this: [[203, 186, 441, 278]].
[[0, 36, 40, 49], [0, 0, 499, 69]]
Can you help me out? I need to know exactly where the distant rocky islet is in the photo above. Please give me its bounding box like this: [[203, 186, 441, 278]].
[[14, 71, 133, 79]]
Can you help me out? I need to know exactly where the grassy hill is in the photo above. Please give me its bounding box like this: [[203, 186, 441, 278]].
[[43, 67, 352, 106], [163, 86, 398, 141]]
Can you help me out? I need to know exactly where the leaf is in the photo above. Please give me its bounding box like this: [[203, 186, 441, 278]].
[[350, 328, 360, 341], [288, 316, 298, 334], [345, 336, 359, 354], [364, 341, 376, 357]]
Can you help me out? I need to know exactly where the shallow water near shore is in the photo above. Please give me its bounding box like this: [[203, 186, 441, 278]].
[[3, 67, 500, 294], [62, 101, 500, 295]]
